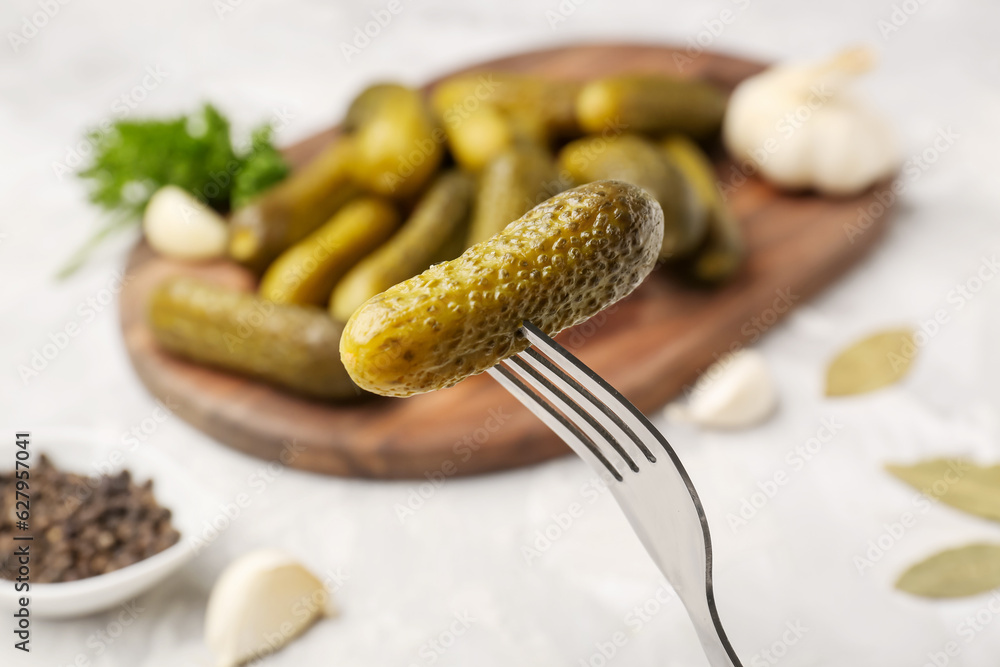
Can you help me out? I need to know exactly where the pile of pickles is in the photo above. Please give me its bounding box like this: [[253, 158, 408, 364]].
[[148, 72, 743, 401]]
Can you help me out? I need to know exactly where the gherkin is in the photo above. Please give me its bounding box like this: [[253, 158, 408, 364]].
[[150, 277, 359, 400], [660, 135, 745, 283], [259, 198, 400, 306], [576, 75, 727, 139], [466, 145, 561, 248], [559, 133, 704, 260], [340, 181, 663, 397], [228, 139, 361, 274], [331, 171, 474, 322]]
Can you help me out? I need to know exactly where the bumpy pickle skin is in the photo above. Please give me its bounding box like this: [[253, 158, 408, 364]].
[[576, 75, 727, 139], [466, 145, 562, 248], [558, 133, 705, 260], [340, 181, 664, 397], [660, 135, 745, 283], [442, 103, 516, 172], [259, 198, 401, 306], [149, 277, 358, 400], [331, 171, 474, 322]]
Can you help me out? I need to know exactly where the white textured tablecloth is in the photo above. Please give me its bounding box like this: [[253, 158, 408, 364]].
[[3, 0, 1000, 665]]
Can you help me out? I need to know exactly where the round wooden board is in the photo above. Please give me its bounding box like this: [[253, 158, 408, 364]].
[[120, 43, 892, 479]]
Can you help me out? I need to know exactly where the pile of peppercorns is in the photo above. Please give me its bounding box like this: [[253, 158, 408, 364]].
[[0, 454, 180, 583]]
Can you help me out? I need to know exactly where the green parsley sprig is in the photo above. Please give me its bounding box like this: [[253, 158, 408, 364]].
[[59, 103, 290, 278]]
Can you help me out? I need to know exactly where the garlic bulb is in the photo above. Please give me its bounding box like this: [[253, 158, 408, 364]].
[[723, 47, 897, 197], [667, 350, 777, 429], [143, 185, 228, 261], [205, 550, 333, 667]]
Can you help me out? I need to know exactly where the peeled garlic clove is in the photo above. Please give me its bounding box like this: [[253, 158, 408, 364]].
[[205, 550, 333, 667], [667, 350, 777, 429], [143, 185, 228, 261]]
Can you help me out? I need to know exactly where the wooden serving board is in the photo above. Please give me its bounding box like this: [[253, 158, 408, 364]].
[[120, 44, 892, 479]]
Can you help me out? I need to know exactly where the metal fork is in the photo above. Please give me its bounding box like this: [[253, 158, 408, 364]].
[[488, 321, 743, 667]]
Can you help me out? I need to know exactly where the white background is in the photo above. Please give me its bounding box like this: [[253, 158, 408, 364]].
[[2, 0, 1000, 665]]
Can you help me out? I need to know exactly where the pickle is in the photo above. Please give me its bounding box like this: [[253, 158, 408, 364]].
[[351, 85, 443, 198], [259, 198, 400, 306], [558, 134, 705, 259], [228, 139, 362, 273], [149, 277, 358, 400], [440, 100, 552, 172], [330, 171, 474, 322], [442, 103, 515, 172], [660, 135, 744, 283], [431, 72, 581, 138], [576, 75, 727, 139], [343, 83, 409, 132], [340, 181, 663, 397], [466, 145, 561, 247]]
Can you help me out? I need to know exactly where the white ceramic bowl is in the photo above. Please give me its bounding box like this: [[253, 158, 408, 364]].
[[1, 428, 214, 618]]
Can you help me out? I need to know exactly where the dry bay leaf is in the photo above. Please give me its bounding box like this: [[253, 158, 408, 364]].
[[886, 459, 1000, 522], [825, 328, 915, 397], [897, 543, 1000, 598]]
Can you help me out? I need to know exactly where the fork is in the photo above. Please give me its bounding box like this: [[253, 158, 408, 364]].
[[488, 321, 743, 667]]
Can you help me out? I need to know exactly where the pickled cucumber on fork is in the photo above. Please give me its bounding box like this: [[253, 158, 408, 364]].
[[149, 277, 358, 400], [340, 181, 664, 397], [558, 133, 704, 260], [330, 170, 474, 322], [465, 144, 562, 247]]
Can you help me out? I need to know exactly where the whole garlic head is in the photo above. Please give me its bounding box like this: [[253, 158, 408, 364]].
[[143, 185, 228, 261], [667, 349, 777, 429], [724, 47, 897, 197], [205, 550, 334, 667]]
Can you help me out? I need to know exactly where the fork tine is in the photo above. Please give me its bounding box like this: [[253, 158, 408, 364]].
[[519, 347, 656, 464], [520, 320, 708, 504], [520, 321, 676, 453], [486, 365, 624, 482], [505, 355, 638, 473]]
